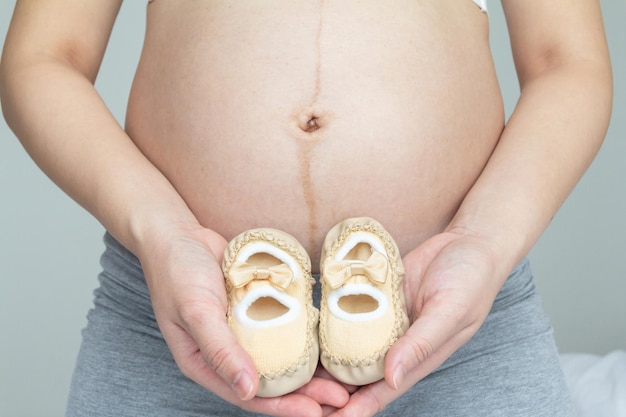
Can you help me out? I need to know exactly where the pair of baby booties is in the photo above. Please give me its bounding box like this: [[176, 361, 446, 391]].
[[222, 217, 410, 397]]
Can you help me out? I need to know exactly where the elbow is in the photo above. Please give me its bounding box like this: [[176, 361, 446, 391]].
[[589, 54, 614, 139], [0, 37, 28, 129], [520, 52, 614, 125], [0, 50, 27, 133], [580, 56, 613, 151], [0, 51, 17, 129]]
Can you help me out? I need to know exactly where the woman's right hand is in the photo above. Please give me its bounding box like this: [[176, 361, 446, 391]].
[[137, 223, 349, 417]]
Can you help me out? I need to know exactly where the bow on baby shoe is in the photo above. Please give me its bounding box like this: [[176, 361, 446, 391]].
[[323, 250, 388, 289], [228, 261, 293, 290]]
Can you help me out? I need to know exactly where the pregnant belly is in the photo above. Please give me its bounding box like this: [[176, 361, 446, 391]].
[[125, 0, 504, 265]]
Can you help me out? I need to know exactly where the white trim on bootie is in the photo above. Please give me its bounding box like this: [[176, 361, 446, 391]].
[[333, 232, 387, 261], [237, 241, 301, 281], [234, 285, 302, 329], [329, 231, 389, 322], [233, 241, 303, 329], [327, 283, 388, 322]]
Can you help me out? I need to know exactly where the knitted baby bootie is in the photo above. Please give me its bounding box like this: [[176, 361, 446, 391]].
[[222, 228, 319, 397], [319, 217, 409, 385]]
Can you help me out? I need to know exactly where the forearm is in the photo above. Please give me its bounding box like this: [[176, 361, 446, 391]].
[[1, 59, 199, 256], [448, 60, 612, 275], [1, 35, 306, 410]]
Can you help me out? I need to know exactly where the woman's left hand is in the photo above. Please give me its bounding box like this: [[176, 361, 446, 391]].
[[327, 230, 509, 416]]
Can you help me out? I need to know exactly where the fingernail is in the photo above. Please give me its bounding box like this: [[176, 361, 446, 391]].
[[232, 371, 254, 400], [392, 365, 407, 390]]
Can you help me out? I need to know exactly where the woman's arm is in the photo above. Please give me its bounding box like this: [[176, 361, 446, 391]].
[[0, 0, 195, 252], [448, 0, 613, 274], [393, 0, 613, 390], [331, 1, 612, 415], [1, 2, 348, 414]]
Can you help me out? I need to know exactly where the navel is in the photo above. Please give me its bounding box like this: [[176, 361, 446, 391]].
[[297, 113, 323, 134], [303, 117, 320, 133]]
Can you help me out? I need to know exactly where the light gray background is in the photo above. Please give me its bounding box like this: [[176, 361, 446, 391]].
[[1, 1, 624, 416]]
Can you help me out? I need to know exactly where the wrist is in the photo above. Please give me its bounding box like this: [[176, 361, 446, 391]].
[[445, 212, 533, 279], [125, 199, 202, 260]]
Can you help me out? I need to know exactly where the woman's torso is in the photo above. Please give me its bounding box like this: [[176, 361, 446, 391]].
[[126, 0, 504, 268]]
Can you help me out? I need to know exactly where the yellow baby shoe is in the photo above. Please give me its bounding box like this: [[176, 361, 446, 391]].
[[222, 228, 319, 397], [319, 217, 409, 385]]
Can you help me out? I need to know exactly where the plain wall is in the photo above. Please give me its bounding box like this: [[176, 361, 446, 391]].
[[1, 1, 624, 416]]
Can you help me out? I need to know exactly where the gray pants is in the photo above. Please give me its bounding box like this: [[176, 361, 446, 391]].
[[66, 232, 576, 416]]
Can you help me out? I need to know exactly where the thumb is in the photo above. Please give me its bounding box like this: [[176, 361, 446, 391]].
[[384, 298, 472, 390], [173, 298, 260, 401]]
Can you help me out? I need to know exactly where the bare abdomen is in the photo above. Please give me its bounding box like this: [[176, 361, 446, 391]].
[[125, 0, 504, 268]]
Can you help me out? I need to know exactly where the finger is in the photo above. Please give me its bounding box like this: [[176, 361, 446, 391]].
[[238, 393, 325, 417], [332, 324, 479, 417], [384, 296, 475, 390], [171, 342, 325, 417], [175, 298, 259, 401], [327, 383, 388, 417], [314, 366, 359, 394], [321, 405, 340, 417], [295, 376, 350, 409]]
